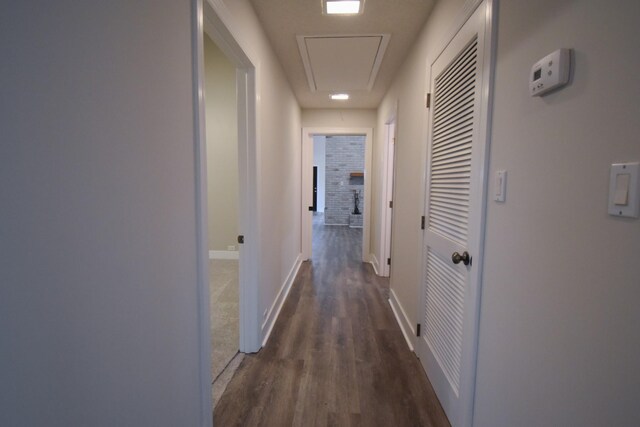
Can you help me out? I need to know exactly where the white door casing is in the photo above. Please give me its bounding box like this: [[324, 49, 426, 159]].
[[417, 1, 496, 427], [380, 121, 396, 277], [301, 128, 373, 262]]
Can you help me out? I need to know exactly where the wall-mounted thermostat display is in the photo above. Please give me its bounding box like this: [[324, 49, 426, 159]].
[[530, 48, 571, 96]]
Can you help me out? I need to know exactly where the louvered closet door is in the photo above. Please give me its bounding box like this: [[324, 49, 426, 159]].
[[417, 3, 490, 427]]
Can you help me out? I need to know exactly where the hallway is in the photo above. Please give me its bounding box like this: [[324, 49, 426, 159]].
[[214, 217, 450, 426]]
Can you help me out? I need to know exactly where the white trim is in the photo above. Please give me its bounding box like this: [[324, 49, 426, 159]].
[[261, 254, 303, 346], [301, 127, 374, 263], [427, 0, 488, 69], [389, 289, 415, 352], [370, 254, 380, 276], [191, 0, 212, 424], [208, 250, 240, 260], [379, 110, 397, 278]]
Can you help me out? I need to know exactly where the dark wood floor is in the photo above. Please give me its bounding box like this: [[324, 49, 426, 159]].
[[214, 215, 450, 427]]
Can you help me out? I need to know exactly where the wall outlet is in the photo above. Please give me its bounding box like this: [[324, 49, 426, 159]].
[[227, 245, 236, 251]]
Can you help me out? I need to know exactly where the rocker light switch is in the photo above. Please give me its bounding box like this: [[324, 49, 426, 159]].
[[608, 162, 639, 218], [614, 173, 630, 206]]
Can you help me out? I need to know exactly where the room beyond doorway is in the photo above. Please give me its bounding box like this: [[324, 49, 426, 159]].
[[314, 135, 366, 228], [203, 33, 241, 408], [301, 128, 373, 262]]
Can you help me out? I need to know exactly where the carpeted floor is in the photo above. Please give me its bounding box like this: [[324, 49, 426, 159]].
[[209, 259, 240, 405]]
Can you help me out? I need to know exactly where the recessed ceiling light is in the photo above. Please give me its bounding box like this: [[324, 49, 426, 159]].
[[331, 93, 350, 100], [324, 1, 363, 15]]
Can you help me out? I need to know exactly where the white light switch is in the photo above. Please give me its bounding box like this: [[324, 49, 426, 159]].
[[608, 162, 639, 218], [614, 173, 630, 205], [494, 170, 507, 202]]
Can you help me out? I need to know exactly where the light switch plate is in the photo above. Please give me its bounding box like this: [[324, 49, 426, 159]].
[[608, 162, 639, 218], [494, 170, 507, 202]]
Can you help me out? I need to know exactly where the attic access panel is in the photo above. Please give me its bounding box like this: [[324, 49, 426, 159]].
[[297, 34, 390, 92]]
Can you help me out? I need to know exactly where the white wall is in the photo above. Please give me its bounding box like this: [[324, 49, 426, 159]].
[[302, 108, 377, 128], [218, 0, 302, 341], [313, 135, 326, 212], [0, 1, 205, 425], [378, 0, 640, 425], [204, 34, 239, 252], [475, 1, 640, 425]]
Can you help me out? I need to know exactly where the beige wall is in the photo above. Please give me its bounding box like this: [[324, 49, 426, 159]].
[[204, 35, 238, 252], [379, 0, 640, 425]]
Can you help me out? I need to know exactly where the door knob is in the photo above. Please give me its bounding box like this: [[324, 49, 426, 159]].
[[452, 251, 471, 266]]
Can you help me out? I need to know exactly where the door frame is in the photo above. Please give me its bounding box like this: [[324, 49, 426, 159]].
[[202, 0, 261, 355], [417, 0, 497, 426], [192, 0, 262, 422], [379, 108, 397, 277], [301, 127, 373, 262]]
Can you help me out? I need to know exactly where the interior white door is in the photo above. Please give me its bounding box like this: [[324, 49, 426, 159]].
[[382, 126, 395, 277], [417, 2, 493, 427]]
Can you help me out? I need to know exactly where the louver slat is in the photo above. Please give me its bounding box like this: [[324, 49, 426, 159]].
[[427, 38, 477, 246], [424, 249, 465, 393]]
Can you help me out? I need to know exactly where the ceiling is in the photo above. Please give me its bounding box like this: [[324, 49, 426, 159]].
[[249, 0, 436, 109]]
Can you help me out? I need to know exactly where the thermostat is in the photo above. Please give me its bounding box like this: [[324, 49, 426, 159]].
[[530, 48, 571, 96]]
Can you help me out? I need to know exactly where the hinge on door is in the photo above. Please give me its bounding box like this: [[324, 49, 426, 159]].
[[421, 216, 425, 230], [416, 323, 421, 337], [426, 93, 431, 108], [237, 235, 244, 244], [387, 258, 391, 266], [389, 200, 393, 209]]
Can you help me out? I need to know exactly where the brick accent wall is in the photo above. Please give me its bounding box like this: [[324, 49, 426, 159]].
[[324, 135, 365, 225]]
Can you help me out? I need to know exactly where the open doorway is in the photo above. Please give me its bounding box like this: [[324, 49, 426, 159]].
[[302, 128, 373, 262], [196, 2, 262, 413], [379, 119, 396, 277], [203, 34, 242, 407], [310, 134, 366, 261]]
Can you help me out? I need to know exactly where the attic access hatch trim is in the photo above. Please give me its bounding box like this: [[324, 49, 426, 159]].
[[296, 33, 391, 93]]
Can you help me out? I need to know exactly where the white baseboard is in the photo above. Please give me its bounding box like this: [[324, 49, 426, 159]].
[[370, 254, 380, 276], [389, 288, 415, 352], [209, 250, 239, 260], [261, 253, 303, 347]]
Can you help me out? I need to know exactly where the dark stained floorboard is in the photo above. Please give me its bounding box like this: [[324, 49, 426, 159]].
[[214, 215, 450, 427]]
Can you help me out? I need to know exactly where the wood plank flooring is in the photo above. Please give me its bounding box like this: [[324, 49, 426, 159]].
[[214, 215, 450, 427]]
